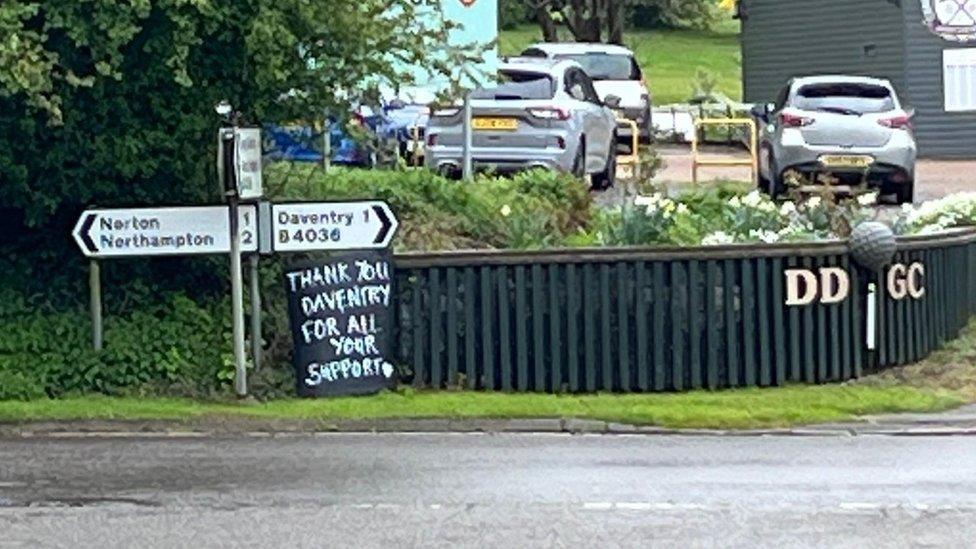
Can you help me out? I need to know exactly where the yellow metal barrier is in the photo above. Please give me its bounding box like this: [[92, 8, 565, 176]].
[[691, 118, 758, 185], [616, 118, 640, 180]]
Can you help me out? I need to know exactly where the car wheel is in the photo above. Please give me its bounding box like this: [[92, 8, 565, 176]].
[[895, 180, 915, 205], [762, 147, 785, 199], [571, 140, 586, 179], [593, 141, 617, 191]]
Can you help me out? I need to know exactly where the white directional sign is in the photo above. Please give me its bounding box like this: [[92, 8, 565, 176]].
[[271, 201, 398, 252], [73, 205, 258, 258]]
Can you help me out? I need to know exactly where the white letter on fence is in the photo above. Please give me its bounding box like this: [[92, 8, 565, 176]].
[[908, 262, 926, 299], [887, 264, 908, 300], [820, 267, 850, 304], [785, 269, 818, 306]]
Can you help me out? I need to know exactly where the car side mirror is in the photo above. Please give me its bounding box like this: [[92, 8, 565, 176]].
[[604, 94, 622, 108]]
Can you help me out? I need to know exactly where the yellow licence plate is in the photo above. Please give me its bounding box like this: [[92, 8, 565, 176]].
[[819, 155, 874, 168], [473, 118, 518, 131]]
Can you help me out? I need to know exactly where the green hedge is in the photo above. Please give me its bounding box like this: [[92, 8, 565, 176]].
[[272, 165, 593, 251], [0, 291, 234, 400], [0, 168, 594, 399]]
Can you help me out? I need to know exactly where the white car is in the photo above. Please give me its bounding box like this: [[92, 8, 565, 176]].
[[425, 58, 620, 189], [519, 42, 652, 144]]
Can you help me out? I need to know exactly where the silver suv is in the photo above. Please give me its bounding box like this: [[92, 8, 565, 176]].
[[425, 58, 621, 189], [519, 43, 651, 145], [753, 75, 917, 203]]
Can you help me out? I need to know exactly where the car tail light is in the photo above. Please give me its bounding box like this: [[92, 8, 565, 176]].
[[427, 133, 437, 147], [879, 114, 912, 130], [779, 111, 814, 128], [527, 107, 571, 120]]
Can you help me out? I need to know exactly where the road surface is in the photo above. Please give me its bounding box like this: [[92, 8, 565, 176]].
[[2, 433, 975, 547]]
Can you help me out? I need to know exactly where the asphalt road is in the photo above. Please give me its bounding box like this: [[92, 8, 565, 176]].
[[2, 433, 976, 548]]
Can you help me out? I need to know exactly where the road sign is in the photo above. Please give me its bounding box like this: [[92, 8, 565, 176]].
[[235, 128, 263, 200], [72, 205, 258, 258], [217, 127, 263, 200], [271, 201, 398, 252]]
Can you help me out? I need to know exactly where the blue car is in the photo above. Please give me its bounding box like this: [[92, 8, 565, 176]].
[[265, 110, 391, 167]]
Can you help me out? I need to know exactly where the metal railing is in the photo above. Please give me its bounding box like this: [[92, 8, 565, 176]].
[[691, 118, 758, 185], [616, 118, 641, 180]]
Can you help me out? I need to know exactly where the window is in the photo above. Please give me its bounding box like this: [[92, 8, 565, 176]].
[[564, 69, 584, 100], [554, 53, 640, 81], [774, 84, 791, 111], [499, 70, 556, 95], [519, 48, 547, 58], [577, 71, 602, 104], [793, 83, 895, 114], [944, 49, 976, 112]]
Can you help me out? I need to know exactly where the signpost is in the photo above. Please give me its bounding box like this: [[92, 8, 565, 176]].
[[71, 183, 399, 398], [72, 206, 257, 258], [271, 201, 398, 252]]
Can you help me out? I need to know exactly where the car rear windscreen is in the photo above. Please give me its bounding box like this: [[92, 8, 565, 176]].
[[473, 77, 555, 100], [794, 83, 895, 114], [553, 53, 640, 81]]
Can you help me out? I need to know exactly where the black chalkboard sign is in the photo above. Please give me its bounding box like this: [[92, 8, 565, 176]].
[[284, 250, 396, 397]]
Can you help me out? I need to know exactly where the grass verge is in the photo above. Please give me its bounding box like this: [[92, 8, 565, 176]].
[[499, 20, 742, 105], [0, 384, 960, 430], [858, 318, 976, 402]]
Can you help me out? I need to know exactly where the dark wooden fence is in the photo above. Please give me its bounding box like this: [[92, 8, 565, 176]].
[[392, 230, 976, 393]]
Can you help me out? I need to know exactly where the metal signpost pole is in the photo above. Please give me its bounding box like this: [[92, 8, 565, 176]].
[[89, 259, 103, 351], [462, 91, 473, 181], [222, 127, 248, 397], [249, 253, 262, 371]]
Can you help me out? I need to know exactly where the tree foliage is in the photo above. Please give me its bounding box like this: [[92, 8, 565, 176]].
[[510, 0, 722, 43], [0, 0, 457, 230]]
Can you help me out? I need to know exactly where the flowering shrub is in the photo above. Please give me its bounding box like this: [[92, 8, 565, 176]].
[[595, 189, 877, 248], [896, 193, 976, 235]]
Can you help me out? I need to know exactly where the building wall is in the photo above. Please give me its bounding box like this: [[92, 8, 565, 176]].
[[742, 0, 907, 104], [902, 1, 976, 158]]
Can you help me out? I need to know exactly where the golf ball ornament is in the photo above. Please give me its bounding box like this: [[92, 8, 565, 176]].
[[850, 222, 897, 273]]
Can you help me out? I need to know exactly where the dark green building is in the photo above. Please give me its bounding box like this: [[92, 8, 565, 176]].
[[740, 0, 976, 158]]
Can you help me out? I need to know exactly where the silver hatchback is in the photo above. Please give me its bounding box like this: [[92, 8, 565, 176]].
[[425, 58, 621, 189], [753, 75, 917, 203]]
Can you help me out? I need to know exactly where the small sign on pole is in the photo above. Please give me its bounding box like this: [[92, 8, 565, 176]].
[[217, 127, 263, 200]]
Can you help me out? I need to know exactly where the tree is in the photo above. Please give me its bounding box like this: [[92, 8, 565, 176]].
[[0, 0, 460, 231], [523, 0, 721, 44]]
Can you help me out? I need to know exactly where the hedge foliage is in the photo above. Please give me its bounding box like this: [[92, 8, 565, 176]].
[[0, 169, 593, 400]]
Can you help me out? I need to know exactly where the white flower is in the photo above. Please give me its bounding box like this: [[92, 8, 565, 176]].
[[917, 223, 946, 235], [779, 201, 797, 216], [728, 196, 742, 208], [748, 229, 781, 243], [806, 196, 822, 209], [857, 192, 878, 207], [500, 205, 512, 217], [701, 231, 735, 246], [676, 203, 689, 215], [741, 190, 764, 208]]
